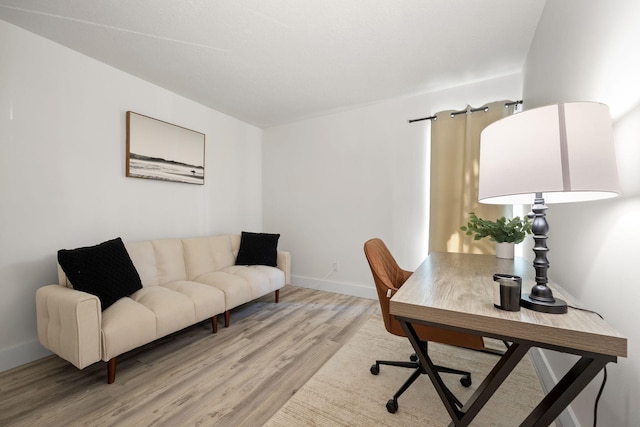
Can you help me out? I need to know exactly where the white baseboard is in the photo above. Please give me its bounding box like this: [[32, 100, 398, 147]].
[[292, 275, 377, 300], [529, 348, 580, 427], [0, 339, 51, 373]]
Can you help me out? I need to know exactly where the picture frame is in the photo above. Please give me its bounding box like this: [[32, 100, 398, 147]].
[[126, 112, 205, 185]]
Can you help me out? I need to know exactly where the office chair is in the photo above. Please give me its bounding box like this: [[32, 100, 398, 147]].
[[364, 238, 485, 414]]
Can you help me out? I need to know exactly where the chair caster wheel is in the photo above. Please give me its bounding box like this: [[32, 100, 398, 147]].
[[409, 353, 418, 362], [370, 364, 380, 375], [386, 399, 398, 414], [460, 374, 472, 387]]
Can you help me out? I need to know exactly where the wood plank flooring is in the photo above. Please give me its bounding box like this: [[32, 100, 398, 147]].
[[0, 286, 377, 426]]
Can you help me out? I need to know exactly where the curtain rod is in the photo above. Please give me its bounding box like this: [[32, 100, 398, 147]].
[[408, 100, 523, 123]]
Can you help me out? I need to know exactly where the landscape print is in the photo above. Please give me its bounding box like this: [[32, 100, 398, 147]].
[[126, 112, 205, 185]]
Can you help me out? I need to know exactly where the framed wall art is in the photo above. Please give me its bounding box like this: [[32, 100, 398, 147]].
[[126, 112, 205, 185]]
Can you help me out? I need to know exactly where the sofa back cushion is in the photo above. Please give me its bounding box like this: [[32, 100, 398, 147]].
[[151, 239, 188, 285], [183, 235, 236, 280], [124, 241, 159, 287], [183, 236, 214, 280], [210, 235, 236, 270], [230, 234, 241, 256], [57, 234, 242, 288]]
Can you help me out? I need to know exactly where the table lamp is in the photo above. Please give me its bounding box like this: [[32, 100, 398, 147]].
[[478, 102, 620, 314]]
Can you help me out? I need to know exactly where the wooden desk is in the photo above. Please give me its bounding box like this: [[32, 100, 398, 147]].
[[390, 252, 627, 426]]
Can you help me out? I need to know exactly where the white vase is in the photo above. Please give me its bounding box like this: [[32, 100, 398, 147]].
[[495, 242, 515, 259]]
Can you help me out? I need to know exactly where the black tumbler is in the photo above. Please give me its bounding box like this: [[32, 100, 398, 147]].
[[492, 273, 521, 311]]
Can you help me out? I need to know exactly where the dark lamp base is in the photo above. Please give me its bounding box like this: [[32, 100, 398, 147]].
[[520, 294, 568, 314]]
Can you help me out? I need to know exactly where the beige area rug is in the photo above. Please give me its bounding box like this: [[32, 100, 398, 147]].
[[265, 314, 552, 427]]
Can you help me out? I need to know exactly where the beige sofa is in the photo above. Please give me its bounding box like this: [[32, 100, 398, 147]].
[[36, 234, 290, 383]]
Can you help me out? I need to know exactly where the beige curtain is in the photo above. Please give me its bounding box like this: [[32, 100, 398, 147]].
[[429, 100, 516, 254]]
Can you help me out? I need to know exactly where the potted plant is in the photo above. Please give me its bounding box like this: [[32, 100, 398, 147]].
[[460, 212, 532, 258]]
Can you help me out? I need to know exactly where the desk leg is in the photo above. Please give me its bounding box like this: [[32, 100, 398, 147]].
[[521, 355, 615, 427], [399, 319, 465, 422], [398, 318, 530, 427], [457, 341, 530, 425]]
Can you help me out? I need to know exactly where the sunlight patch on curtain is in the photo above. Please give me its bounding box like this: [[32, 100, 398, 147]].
[[429, 100, 517, 254]]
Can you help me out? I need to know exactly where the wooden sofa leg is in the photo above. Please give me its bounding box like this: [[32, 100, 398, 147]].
[[224, 310, 230, 327], [275, 289, 280, 303], [107, 358, 117, 384], [211, 316, 218, 333]]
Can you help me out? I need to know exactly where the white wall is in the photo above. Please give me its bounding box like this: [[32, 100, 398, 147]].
[[0, 20, 263, 372], [263, 74, 522, 298], [523, 1, 640, 426]]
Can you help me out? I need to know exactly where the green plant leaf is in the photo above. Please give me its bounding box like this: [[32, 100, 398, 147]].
[[459, 212, 532, 244]]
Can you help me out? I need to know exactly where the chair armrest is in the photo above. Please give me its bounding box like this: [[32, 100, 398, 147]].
[[277, 250, 291, 285], [36, 285, 102, 369]]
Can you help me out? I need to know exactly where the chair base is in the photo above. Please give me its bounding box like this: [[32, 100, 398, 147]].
[[370, 348, 471, 414]]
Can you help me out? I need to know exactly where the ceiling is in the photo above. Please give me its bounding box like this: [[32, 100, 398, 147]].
[[0, 0, 546, 128]]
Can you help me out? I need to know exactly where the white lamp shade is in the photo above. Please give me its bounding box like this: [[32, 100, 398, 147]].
[[478, 102, 620, 204]]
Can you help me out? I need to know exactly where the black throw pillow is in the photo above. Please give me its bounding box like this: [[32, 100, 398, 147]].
[[57, 237, 142, 310], [235, 231, 280, 267]]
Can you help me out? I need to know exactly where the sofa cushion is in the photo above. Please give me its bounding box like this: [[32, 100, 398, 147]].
[[162, 280, 226, 322], [195, 271, 254, 311], [57, 238, 142, 310], [222, 265, 272, 299], [101, 297, 157, 360], [129, 287, 196, 337], [235, 231, 280, 267], [249, 265, 286, 289]]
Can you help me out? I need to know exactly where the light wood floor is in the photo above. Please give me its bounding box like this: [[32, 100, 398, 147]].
[[0, 285, 377, 426]]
